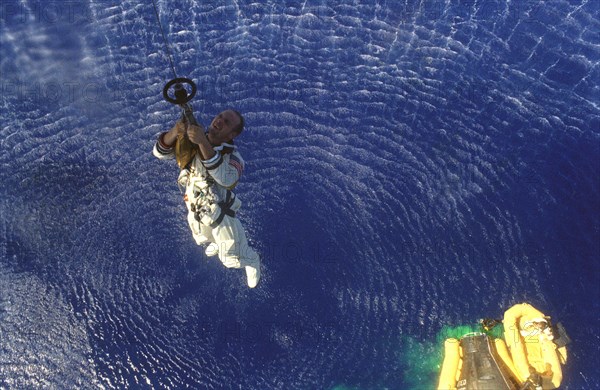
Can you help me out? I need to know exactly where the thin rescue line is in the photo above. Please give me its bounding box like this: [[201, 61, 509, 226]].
[[151, 0, 178, 79]]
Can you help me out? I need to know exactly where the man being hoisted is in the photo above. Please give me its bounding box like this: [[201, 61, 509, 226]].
[[153, 109, 261, 288]]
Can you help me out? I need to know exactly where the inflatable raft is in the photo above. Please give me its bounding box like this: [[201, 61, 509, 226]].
[[438, 303, 570, 390]]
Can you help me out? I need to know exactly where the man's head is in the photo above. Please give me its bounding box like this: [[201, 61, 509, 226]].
[[207, 109, 244, 145]]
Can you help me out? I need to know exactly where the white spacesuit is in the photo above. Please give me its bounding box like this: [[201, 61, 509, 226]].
[[153, 125, 261, 288]]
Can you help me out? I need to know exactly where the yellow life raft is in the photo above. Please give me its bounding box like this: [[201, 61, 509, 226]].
[[437, 303, 570, 390]]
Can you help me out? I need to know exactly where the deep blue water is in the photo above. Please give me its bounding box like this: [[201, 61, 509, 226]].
[[1, 1, 599, 389]]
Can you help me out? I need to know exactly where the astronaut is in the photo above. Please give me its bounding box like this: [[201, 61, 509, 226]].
[[153, 109, 261, 288]]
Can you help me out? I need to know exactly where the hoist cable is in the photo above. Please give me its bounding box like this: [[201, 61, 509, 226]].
[[151, 0, 178, 80]]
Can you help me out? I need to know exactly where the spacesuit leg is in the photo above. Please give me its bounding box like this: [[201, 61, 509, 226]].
[[187, 211, 215, 245], [211, 215, 261, 287]]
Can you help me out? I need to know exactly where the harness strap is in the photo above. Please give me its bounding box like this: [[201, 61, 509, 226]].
[[210, 190, 236, 228]]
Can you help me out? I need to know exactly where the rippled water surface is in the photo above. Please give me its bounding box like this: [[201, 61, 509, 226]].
[[1, 1, 599, 388]]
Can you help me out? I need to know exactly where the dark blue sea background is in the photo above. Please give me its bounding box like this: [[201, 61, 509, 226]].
[[1, 1, 598, 389]]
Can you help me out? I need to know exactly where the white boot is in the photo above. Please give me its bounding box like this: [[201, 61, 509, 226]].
[[245, 258, 261, 288]]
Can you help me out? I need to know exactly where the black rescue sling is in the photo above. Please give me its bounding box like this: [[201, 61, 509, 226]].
[[210, 190, 236, 228]]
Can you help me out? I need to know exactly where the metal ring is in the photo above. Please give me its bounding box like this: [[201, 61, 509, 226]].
[[163, 77, 197, 104]]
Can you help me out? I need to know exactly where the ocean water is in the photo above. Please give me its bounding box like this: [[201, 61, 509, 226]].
[[0, 1, 598, 389]]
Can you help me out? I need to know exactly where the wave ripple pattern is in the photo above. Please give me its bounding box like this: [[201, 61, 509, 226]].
[[0, 1, 598, 389]]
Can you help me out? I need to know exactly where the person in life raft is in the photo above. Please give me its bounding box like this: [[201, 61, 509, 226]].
[[153, 109, 261, 288]]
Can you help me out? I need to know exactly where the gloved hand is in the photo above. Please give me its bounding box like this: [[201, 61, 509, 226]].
[[187, 123, 206, 145], [174, 119, 187, 135]]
